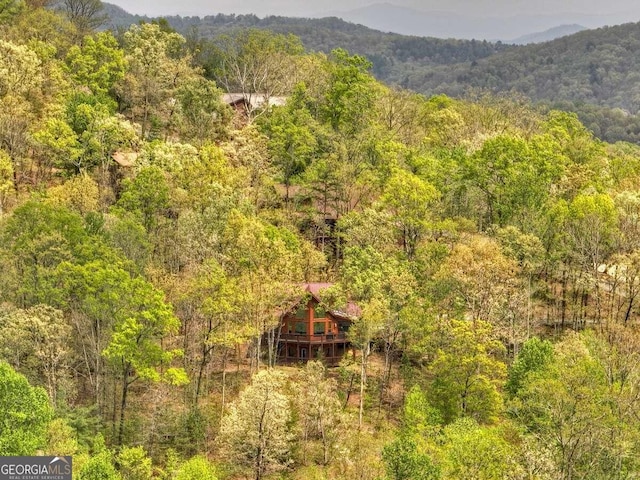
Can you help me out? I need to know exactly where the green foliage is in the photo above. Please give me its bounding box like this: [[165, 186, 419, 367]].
[[259, 94, 322, 190], [65, 31, 125, 96], [321, 48, 376, 133], [461, 134, 564, 229], [401, 385, 442, 437], [294, 361, 344, 464], [100, 274, 183, 383], [0, 201, 93, 306], [115, 166, 170, 232], [0, 39, 41, 98], [46, 174, 100, 215], [175, 456, 218, 480], [0, 304, 72, 404], [219, 369, 293, 479], [63, 92, 138, 170], [175, 76, 230, 144], [434, 235, 518, 323], [65, 92, 113, 135], [118, 22, 192, 139], [496, 226, 544, 272], [440, 418, 518, 480], [510, 332, 640, 478], [4, 8, 640, 479], [32, 118, 83, 174], [0, 0, 23, 24], [100, 7, 640, 143], [379, 168, 439, 257], [0, 361, 53, 455], [173, 408, 208, 456], [58, 405, 102, 452], [427, 320, 506, 424], [505, 337, 554, 396], [567, 192, 618, 262], [382, 435, 439, 480], [0, 149, 14, 213], [78, 451, 120, 480], [45, 418, 79, 457], [117, 446, 152, 480]]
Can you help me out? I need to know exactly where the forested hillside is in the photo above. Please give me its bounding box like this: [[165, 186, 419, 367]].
[[4, 2, 640, 480], [102, 2, 513, 78], [103, 4, 640, 145]]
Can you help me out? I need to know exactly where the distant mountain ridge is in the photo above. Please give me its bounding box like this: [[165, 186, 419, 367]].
[[322, 2, 627, 41], [510, 24, 587, 45], [103, 2, 150, 28], [101, 2, 514, 76], [406, 21, 640, 111], [323, 3, 482, 39]]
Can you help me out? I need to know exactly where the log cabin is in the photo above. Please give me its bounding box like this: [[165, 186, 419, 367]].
[[277, 283, 357, 366]]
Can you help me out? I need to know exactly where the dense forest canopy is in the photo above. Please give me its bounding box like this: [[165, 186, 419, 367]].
[[3, 2, 640, 479]]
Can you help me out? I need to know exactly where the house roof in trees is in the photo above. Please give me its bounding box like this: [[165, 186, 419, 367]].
[[112, 151, 138, 167], [305, 282, 333, 299], [302, 282, 361, 320], [222, 93, 287, 110]]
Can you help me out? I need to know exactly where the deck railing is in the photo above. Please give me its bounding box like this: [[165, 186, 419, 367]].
[[279, 332, 348, 343]]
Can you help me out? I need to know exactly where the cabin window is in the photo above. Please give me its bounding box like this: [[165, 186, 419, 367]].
[[295, 322, 307, 334], [314, 322, 325, 335], [338, 322, 350, 332], [314, 305, 326, 318], [295, 305, 306, 319]]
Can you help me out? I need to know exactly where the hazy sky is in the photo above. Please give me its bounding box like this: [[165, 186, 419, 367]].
[[105, 0, 640, 18]]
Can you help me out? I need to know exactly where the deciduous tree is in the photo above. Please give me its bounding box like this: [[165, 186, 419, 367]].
[[294, 361, 343, 465], [0, 361, 53, 455], [219, 369, 293, 480], [427, 319, 506, 424], [62, 0, 107, 39], [0, 304, 72, 404], [210, 29, 304, 121]]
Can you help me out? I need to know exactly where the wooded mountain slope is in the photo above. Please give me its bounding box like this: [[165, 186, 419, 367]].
[[4, 2, 640, 479], [410, 22, 640, 110], [103, 3, 640, 144], [103, 2, 512, 77]]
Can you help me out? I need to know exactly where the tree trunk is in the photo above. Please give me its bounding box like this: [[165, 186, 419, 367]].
[[344, 373, 355, 409], [526, 274, 532, 340], [111, 372, 118, 440], [266, 319, 284, 368], [359, 345, 368, 429], [624, 296, 635, 325], [378, 333, 395, 417], [118, 363, 132, 446], [255, 332, 261, 373], [221, 351, 227, 417], [561, 268, 568, 328], [195, 343, 214, 405], [320, 416, 329, 465]]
